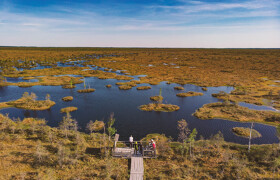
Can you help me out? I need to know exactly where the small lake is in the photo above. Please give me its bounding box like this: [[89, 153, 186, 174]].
[[0, 67, 279, 144]]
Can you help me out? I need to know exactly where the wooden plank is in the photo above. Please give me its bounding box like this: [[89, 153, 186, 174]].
[[130, 156, 144, 180]]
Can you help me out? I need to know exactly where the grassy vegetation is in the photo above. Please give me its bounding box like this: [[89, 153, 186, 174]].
[[106, 84, 112, 88], [0, 92, 55, 111], [139, 103, 180, 112], [193, 102, 280, 126], [1, 113, 279, 179], [136, 86, 151, 90], [60, 107, 78, 113], [232, 127, 262, 138], [62, 96, 73, 102], [0, 113, 128, 179], [176, 91, 204, 97]]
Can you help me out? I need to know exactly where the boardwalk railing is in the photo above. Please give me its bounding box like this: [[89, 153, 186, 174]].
[[112, 141, 156, 158]]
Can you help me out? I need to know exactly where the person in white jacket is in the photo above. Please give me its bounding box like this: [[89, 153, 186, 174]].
[[129, 135, 133, 148]]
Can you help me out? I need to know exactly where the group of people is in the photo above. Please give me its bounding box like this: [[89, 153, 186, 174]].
[[129, 135, 156, 155]]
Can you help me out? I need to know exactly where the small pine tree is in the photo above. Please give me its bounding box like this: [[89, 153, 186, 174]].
[[188, 128, 197, 157], [107, 113, 116, 141], [59, 113, 78, 138]]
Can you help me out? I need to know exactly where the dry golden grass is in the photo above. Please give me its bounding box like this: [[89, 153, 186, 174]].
[[105, 84, 112, 88]]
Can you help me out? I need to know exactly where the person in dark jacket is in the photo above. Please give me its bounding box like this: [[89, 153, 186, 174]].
[[134, 141, 138, 154]]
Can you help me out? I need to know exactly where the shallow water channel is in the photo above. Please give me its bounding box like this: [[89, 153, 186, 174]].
[[1, 65, 279, 144]]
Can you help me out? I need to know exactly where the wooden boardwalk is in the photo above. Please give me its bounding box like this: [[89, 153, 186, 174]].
[[130, 156, 144, 180]]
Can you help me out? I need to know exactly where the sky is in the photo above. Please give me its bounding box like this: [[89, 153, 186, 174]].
[[0, 0, 279, 48]]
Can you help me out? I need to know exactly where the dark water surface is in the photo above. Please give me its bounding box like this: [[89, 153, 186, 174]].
[[0, 75, 279, 144]]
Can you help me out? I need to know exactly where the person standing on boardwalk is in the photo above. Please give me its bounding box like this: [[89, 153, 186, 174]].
[[138, 142, 143, 155], [129, 135, 133, 148], [134, 141, 138, 154], [152, 139, 156, 156]]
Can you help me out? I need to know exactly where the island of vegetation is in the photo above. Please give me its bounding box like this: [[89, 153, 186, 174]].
[[150, 95, 163, 102], [62, 96, 73, 102], [106, 84, 112, 88], [193, 102, 280, 126], [136, 86, 151, 90], [0, 75, 83, 88], [60, 106, 78, 113], [176, 91, 204, 97], [77, 88, 95, 93], [139, 103, 180, 112], [174, 86, 184, 90], [118, 85, 132, 90], [115, 81, 137, 87], [0, 92, 55, 110], [202, 87, 208, 91], [232, 127, 262, 138]]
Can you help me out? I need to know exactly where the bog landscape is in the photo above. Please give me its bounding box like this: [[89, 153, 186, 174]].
[[0, 47, 280, 179]]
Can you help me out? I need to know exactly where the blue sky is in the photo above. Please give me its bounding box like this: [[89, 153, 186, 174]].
[[0, 0, 279, 47]]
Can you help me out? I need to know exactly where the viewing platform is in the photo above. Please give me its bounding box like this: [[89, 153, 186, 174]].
[[112, 134, 157, 180]]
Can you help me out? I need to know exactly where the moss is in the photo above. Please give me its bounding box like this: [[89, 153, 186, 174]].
[[139, 103, 180, 112], [77, 88, 95, 93], [60, 106, 78, 113], [62, 96, 73, 102], [232, 127, 262, 138], [136, 86, 151, 90], [176, 91, 204, 97]]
